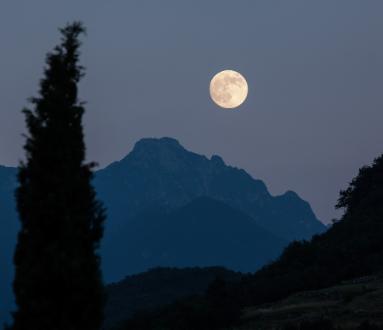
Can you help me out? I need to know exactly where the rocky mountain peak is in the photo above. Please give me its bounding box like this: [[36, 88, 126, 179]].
[[132, 137, 184, 154], [210, 155, 225, 166]]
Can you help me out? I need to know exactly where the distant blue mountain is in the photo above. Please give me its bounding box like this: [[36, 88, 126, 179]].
[[95, 137, 325, 281], [0, 137, 326, 323], [101, 196, 287, 283], [96, 138, 325, 241]]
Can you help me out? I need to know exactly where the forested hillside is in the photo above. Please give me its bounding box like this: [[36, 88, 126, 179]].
[[115, 154, 383, 330]]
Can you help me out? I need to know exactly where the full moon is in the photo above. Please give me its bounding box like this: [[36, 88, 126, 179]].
[[209, 70, 248, 109]]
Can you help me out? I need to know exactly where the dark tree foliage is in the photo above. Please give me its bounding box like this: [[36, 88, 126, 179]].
[[205, 277, 241, 328], [10, 23, 105, 330], [284, 319, 337, 330], [284, 320, 383, 330], [357, 321, 383, 330], [337, 155, 383, 215], [115, 277, 241, 330], [234, 154, 383, 307], [104, 266, 242, 328]]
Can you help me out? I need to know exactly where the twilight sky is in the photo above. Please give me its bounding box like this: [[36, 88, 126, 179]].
[[0, 1, 382, 224]]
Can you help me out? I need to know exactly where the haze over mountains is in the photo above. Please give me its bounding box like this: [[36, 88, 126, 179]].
[[0, 137, 326, 322]]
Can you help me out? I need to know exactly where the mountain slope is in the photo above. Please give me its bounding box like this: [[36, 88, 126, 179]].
[[101, 197, 287, 281], [95, 137, 325, 243]]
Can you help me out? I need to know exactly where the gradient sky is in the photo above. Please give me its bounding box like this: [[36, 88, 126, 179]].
[[1, 1, 382, 224]]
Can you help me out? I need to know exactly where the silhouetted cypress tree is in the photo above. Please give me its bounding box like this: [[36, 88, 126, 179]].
[[10, 22, 105, 330]]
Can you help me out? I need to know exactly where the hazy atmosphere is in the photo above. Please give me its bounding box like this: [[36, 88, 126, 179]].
[[1, 0, 382, 224]]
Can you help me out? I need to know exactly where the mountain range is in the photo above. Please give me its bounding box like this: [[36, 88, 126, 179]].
[[0, 137, 326, 323], [114, 152, 383, 330], [95, 137, 325, 281]]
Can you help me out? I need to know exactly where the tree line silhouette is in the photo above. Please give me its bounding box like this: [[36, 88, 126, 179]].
[[8, 23, 105, 330]]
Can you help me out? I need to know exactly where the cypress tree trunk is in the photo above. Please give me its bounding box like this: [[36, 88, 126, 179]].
[[10, 22, 105, 330]]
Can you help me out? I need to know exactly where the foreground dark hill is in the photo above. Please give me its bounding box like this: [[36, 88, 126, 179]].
[[119, 274, 383, 330], [236, 154, 383, 309], [105, 267, 242, 328], [237, 274, 383, 329]]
